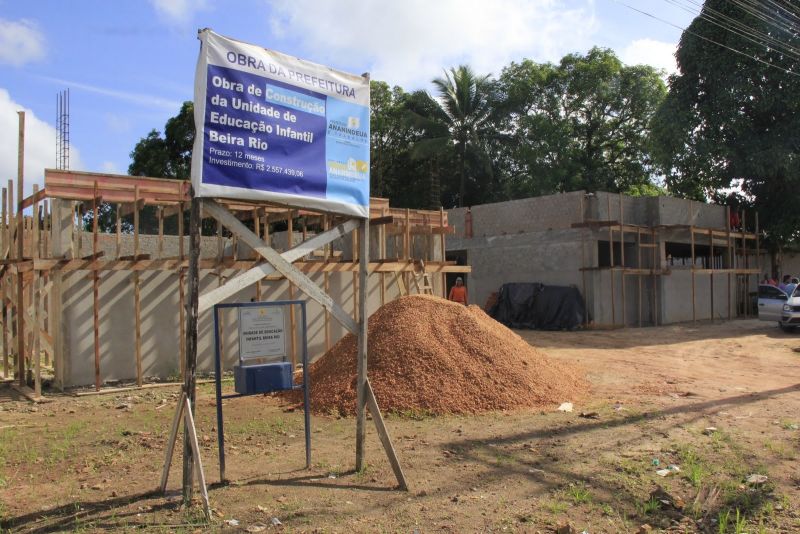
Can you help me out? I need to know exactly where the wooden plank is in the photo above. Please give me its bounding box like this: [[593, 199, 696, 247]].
[[365, 378, 408, 490], [182, 195, 201, 504], [2, 186, 7, 378], [160, 392, 184, 492], [16, 111, 25, 387], [93, 182, 100, 391], [202, 202, 359, 334], [179, 202, 186, 379], [134, 186, 142, 387], [197, 218, 359, 313], [356, 218, 368, 471], [288, 211, 297, 366], [691, 224, 696, 323], [33, 185, 41, 395], [709, 228, 714, 321], [607, 195, 615, 327], [619, 193, 626, 328]]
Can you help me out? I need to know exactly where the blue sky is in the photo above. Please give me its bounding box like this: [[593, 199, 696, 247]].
[[0, 0, 695, 197]]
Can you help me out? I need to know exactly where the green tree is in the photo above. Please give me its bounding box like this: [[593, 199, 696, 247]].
[[651, 0, 800, 249], [407, 65, 497, 207], [497, 48, 667, 196]]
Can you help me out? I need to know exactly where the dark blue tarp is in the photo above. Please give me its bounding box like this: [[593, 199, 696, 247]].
[[488, 283, 586, 330]]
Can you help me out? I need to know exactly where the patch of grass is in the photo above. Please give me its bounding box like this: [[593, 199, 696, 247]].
[[389, 408, 436, 420], [599, 503, 614, 516], [545, 500, 568, 514], [718, 508, 731, 534], [763, 439, 795, 460], [567, 483, 592, 505], [636, 496, 661, 516], [677, 447, 706, 487], [732, 508, 747, 534], [779, 420, 797, 430]]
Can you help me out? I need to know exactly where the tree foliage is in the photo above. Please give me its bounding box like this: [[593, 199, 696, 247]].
[[650, 0, 800, 248], [495, 47, 666, 197]]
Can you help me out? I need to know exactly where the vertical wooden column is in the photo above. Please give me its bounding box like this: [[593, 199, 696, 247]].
[[355, 217, 369, 471], [1, 186, 7, 378], [352, 224, 358, 319], [691, 226, 696, 323], [179, 202, 186, 379], [92, 182, 101, 390], [134, 186, 142, 386], [755, 212, 760, 317], [579, 195, 588, 327], [253, 208, 262, 301], [16, 111, 25, 387], [8, 180, 14, 378], [607, 195, 615, 327], [380, 208, 387, 306], [287, 211, 297, 367], [439, 207, 446, 298], [709, 228, 714, 321], [651, 227, 658, 326], [619, 194, 626, 328], [323, 215, 331, 352], [33, 185, 41, 394], [742, 211, 748, 319], [182, 194, 201, 504], [637, 228, 642, 327], [726, 206, 732, 320]]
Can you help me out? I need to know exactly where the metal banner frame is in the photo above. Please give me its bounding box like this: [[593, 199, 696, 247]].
[[213, 300, 311, 482]]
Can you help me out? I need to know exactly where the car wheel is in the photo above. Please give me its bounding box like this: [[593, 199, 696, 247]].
[[779, 323, 797, 333]]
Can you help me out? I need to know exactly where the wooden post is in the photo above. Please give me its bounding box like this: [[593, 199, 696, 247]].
[[115, 203, 121, 258], [651, 227, 658, 326], [742, 211, 748, 319], [637, 228, 642, 327], [134, 186, 142, 386], [16, 111, 25, 387], [33, 185, 41, 395], [179, 202, 186, 379], [1, 186, 7, 378], [579, 195, 588, 327], [323, 217, 330, 352], [607, 195, 615, 327], [709, 228, 714, 321], [287, 210, 297, 367], [726, 206, 732, 321], [91, 182, 101, 390], [254, 209, 262, 300], [182, 194, 201, 504], [355, 217, 369, 471], [619, 193, 626, 328], [691, 226, 696, 323], [439, 207, 446, 298]]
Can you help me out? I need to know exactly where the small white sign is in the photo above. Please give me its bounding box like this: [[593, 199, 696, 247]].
[[238, 306, 286, 360]]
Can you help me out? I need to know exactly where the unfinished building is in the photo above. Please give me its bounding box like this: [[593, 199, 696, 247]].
[[0, 170, 469, 392], [447, 191, 761, 328]]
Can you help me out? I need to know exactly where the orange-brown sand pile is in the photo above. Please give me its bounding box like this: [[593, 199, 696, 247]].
[[301, 295, 587, 416]]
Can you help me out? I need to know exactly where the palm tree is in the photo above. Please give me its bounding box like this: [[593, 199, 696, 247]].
[[408, 65, 495, 207]]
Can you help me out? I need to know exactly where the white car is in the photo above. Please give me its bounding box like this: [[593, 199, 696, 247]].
[[758, 284, 800, 332]]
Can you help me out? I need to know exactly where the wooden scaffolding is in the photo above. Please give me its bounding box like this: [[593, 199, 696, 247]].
[[0, 167, 469, 395], [575, 193, 761, 328]]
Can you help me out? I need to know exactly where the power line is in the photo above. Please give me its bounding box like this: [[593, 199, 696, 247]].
[[614, 0, 800, 76], [663, 0, 800, 61]]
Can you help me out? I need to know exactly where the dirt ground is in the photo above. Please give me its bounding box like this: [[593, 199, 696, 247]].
[[1, 319, 799, 533]]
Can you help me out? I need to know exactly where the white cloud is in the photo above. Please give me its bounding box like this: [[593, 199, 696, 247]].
[[100, 161, 119, 174], [149, 0, 207, 25], [0, 88, 83, 199], [40, 75, 182, 111], [0, 18, 46, 66], [104, 113, 132, 133], [620, 38, 677, 75], [267, 0, 597, 89]]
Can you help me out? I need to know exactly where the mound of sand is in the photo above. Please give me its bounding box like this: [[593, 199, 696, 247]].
[[301, 295, 587, 416]]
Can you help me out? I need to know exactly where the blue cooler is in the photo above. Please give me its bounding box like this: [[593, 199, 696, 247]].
[[234, 362, 293, 395]]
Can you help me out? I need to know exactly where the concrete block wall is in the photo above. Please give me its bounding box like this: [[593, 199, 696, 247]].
[[449, 191, 586, 239], [448, 229, 585, 311], [58, 264, 415, 387]]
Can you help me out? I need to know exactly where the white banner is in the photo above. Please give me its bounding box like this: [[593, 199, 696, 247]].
[[191, 29, 371, 218]]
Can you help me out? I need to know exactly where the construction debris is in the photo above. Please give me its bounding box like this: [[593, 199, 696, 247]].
[[297, 295, 587, 416]]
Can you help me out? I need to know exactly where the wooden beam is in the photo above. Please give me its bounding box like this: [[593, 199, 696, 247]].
[[93, 182, 101, 391], [16, 111, 25, 387], [365, 378, 408, 490], [198, 218, 360, 313], [356, 218, 368, 471], [182, 195, 201, 504]]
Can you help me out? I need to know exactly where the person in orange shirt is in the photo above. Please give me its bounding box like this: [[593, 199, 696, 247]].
[[448, 277, 468, 305]]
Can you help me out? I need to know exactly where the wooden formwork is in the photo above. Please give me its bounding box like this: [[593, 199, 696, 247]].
[[0, 168, 470, 393], [575, 193, 761, 328]]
